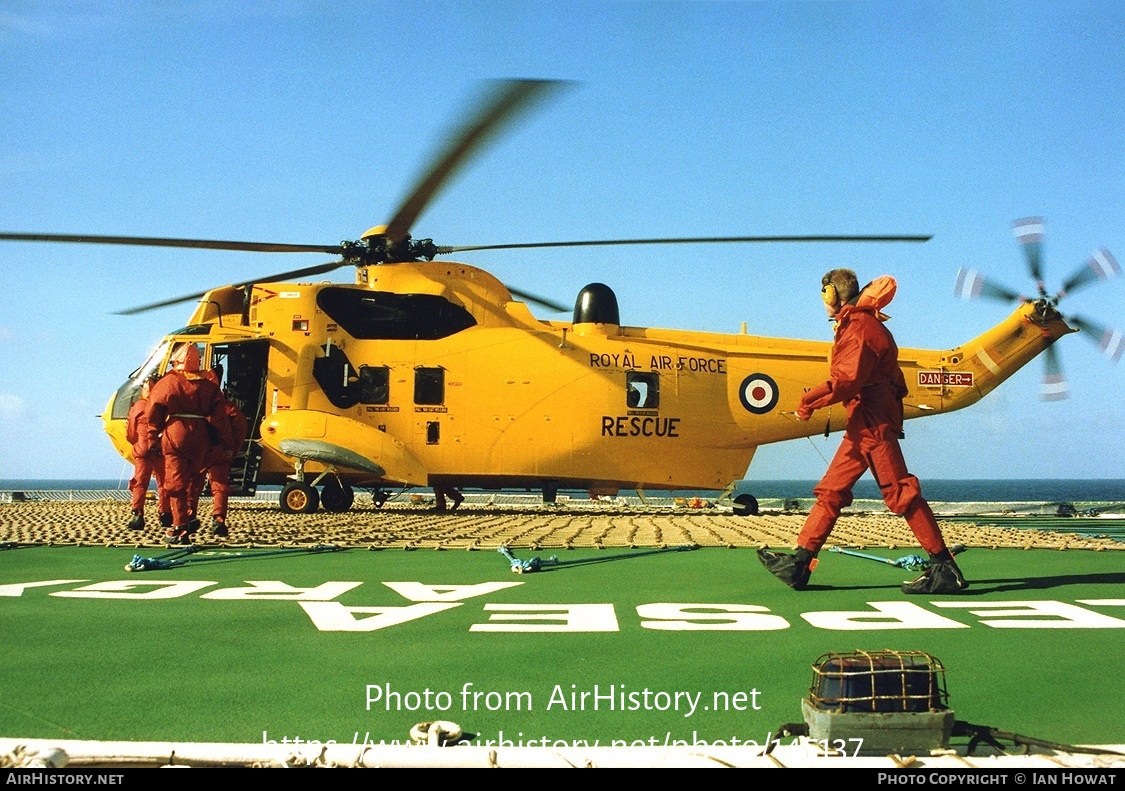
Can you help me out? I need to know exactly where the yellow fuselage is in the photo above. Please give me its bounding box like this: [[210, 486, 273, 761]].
[[103, 261, 1071, 494]]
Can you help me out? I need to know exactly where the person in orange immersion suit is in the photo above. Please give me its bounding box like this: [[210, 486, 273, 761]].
[[125, 375, 171, 530], [145, 344, 232, 545], [187, 367, 248, 538], [757, 268, 968, 595]]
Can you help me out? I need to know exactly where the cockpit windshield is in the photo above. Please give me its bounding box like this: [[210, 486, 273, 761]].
[[110, 340, 171, 420]]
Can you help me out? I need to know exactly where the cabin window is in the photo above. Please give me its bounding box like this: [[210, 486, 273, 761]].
[[359, 365, 390, 404], [166, 341, 209, 374], [626, 372, 660, 409], [316, 287, 476, 340], [415, 367, 445, 405]]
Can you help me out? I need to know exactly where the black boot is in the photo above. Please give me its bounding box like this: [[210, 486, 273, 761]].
[[902, 553, 969, 595], [166, 527, 193, 545], [212, 519, 228, 538], [757, 547, 814, 590], [126, 510, 144, 531], [159, 512, 173, 528]]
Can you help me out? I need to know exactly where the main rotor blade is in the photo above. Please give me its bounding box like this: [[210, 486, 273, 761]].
[[1013, 217, 1046, 289], [1058, 248, 1120, 298], [1069, 314, 1124, 362], [954, 267, 1023, 303], [506, 285, 569, 313], [115, 259, 349, 315], [0, 232, 343, 255], [382, 79, 571, 244], [440, 234, 932, 254], [1041, 343, 1068, 401]]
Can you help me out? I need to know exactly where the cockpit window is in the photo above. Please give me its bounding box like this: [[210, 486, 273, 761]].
[[111, 340, 171, 419], [316, 287, 476, 340]]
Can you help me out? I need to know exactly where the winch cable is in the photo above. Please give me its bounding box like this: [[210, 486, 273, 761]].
[[124, 543, 344, 572], [804, 436, 832, 467], [779, 410, 834, 468]]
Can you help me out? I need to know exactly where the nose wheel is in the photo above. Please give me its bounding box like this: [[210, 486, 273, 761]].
[[279, 481, 320, 514]]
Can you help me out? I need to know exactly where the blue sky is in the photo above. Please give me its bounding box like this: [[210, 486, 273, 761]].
[[1, 0, 1122, 481]]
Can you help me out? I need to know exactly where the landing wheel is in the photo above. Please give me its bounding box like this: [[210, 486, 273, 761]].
[[280, 481, 320, 514], [321, 478, 355, 513], [733, 493, 759, 516]]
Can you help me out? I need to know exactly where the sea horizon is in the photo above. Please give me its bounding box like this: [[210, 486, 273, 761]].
[[3, 477, 1124, 504]]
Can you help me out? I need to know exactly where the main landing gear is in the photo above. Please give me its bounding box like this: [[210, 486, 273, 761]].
[[279, 478, 358, 513], [320, 477, 355, 512], [278, 458, 358, 514], [732, 493, 760, 516]]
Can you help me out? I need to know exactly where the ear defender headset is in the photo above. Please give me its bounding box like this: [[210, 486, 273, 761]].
[[821, 283, 838, 307]]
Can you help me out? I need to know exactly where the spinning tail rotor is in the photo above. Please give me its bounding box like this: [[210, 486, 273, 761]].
[[955, 218, 1121, 400]]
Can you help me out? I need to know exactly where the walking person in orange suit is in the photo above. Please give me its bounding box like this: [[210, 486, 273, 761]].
[[145, 344, 231, 544], [187, 367, 249, 538], [757, 269, 968, 594]]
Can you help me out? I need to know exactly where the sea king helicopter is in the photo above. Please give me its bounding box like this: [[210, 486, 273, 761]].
[[1, 80, 1119, 515]]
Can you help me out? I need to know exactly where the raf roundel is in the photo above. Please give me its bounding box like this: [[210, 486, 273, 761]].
[[739, 373, 779, 415]]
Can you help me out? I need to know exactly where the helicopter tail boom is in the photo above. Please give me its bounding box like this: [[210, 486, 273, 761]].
[[901, 299, 1075, 416]]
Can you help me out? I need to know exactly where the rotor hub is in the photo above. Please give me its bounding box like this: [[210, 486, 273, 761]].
[[1029, 297, 1063, 325], [340, 235, 440, 266]]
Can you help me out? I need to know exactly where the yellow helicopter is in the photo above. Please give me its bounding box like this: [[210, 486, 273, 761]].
[[2, 80, 1118, 515]]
